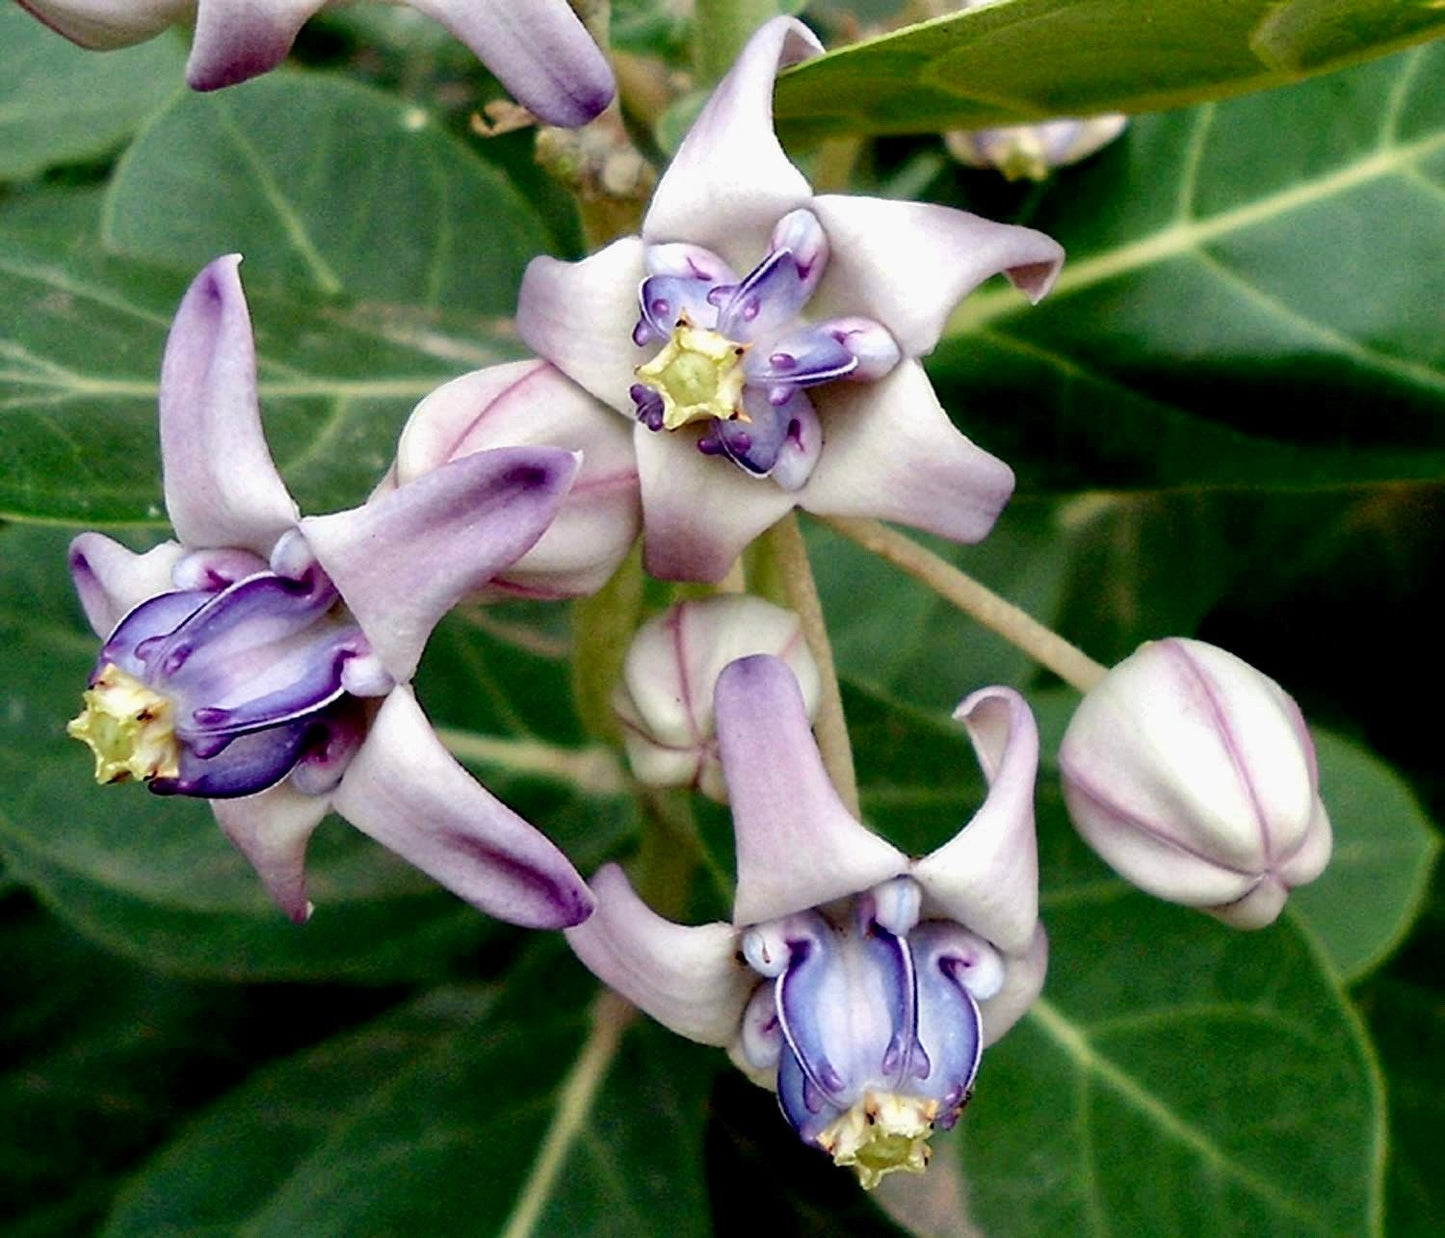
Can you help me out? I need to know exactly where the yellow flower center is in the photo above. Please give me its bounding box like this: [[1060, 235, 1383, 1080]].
[[816, 1092, 939, 1191], [634, 318, 749, 430], [68, 663, 180, 785]]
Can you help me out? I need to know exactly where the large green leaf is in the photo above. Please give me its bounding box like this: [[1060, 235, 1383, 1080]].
[[929, 43, 1445, 494], [0, 234, 513, 525], [102, 961, 716, 1237], [775, 0, 1445, 137], [0, 524, 633, 981], [0, 7, 184, 181], [102, 70, 554, 311]]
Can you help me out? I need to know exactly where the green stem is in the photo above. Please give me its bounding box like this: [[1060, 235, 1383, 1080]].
[[820, 516, 1108, 693], [570, 540, 646, 743], [757, 512, 860, 816], [693, 0, 785, 86]]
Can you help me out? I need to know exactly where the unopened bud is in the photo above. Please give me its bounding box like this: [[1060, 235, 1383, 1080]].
[[1058, 638, 1332, 929]]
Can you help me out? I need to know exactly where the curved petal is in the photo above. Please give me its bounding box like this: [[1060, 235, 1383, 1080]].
[[156, 717, 313, 798], [16, 0, 187, 50], [799, 360, 1015, 544], [301, 446, 579, 681], [330, 687, 593, 929], [407, 0, 614, 127], [68, 533, 186, 638], [516, 238, 648, 414], [635, 425, 794, 583], [642, 17, 820, 270], [187, 0, 317, 90], [979, 922, 1048, 1048], [564, 864, 752, 1045], [912, 687, 1039, 956], [809, 195, 1064, 356], [395, 362, 640, 600], [159, 255, 299, 554], [717, 655, 905, 925], [211, 779, 330, 923]]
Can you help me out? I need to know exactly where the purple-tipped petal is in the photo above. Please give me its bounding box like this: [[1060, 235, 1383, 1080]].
[[187, 0, 316, 90], [637, 274, 724, 339], [912, 687, 1039, 956], [747, 324, 860, 389], [645, 243, 737, 285], [799, 360, 1014, 545], [909, 922, 984, 1118], [96, 588, 212, 681], [159, 255, 298, 553], [69, 533, 187, 638], [517, 239, 648, 414], [393, 361, 640, 600], [704, 386, 820, 489], [565, 864, 753, 1045], [769, 209, 829, 301], [155, 717, 313, 799], [211, 781, 330, 923], [634, 425, 794, 583], [409, 0, 615, 127], [642, 17, 820, 270], [717, 655, 905, 925], [301, 446, 579, 682], [716, 250, 811, 344], [171, 547, 270, 592], [330, 687, 593, 928], [809, 195, 1064, 356]]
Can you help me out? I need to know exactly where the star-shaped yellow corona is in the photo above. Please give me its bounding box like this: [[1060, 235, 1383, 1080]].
[[634, 317, 749, 431], [68, 663, 180, 785]]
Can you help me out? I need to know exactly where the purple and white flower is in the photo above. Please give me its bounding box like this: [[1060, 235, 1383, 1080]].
[[567, 654, 1046, 1186], [517, 17, 1065, 582], [17, 0, 615, 127], [67, 255, 593, 929]]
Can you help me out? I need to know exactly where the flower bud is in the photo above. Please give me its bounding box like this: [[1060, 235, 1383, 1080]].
[[612, 597, 819, 801], [1058, 638, 1332, 929]]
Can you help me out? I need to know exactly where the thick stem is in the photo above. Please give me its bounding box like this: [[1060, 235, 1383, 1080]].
[[821, 516, 1108, 693], [759, 512, 860, 816], [693, 0, 786, 85]]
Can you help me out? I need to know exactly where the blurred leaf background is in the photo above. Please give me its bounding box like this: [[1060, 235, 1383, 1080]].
[[1, 1, 1441, 1234]]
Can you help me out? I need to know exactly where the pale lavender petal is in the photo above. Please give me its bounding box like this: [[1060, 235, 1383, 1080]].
[[716, 251, 810, 343], [187, 0, 317, 90], [330, 687, 593, 928], [768, 392, 823, 493], [211, 780, 330, 923], [747, 324, 859, 389], [717, 655, 905, 925], [909, 922, 984, 1119], [68, 533, 186, 638], [809, 195, 1064, 356], [300, 446, 579, 681], [517, 238, 648, 414], [408, 0, 614, 127], [809, 316, 901, 381], [16, 0, 186, 49], [978, 923, 1048, 1048], [701, 385, 819, 489], [171, 547, 270, 592], [159, 255, 298, 553], [634, 425, 794, 583], [393, 362, 639, 600], [769, 209, 829, 302], [642, 17, 820, 270], [912, 687, 1039, 956], [645, 242, 737, 284], [799, 360, 1015, 544], [564, 863, 753, 1045]]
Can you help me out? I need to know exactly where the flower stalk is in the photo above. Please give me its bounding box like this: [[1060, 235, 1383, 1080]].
[[820, 515, 1107, 692]]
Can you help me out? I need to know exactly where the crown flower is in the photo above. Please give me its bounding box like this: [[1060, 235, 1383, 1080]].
[[567, 655, 1047, 1187], [516, 17, 1065, 583], [17, 0, 615, 126], [66, 255, 594, 929]]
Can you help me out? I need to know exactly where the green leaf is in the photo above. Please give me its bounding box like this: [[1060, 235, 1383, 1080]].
[[0, 524, 633, 981], [0, 7, 184, 181], [774, 0, 1445, 137], [0, 233, 514, 525], [102, 71, 554, 311], [930, 43, 1445, 494], [102, 962, 716, 1237]]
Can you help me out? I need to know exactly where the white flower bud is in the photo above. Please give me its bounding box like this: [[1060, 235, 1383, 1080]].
[[1058, 638, 1332, 929], [612, 596, 819, 801]]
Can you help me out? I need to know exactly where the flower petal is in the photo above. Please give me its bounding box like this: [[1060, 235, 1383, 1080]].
[[16, 0, 187, 49], [187, 0, 317, 90], [211, 780, 329, 923], [159, 255, 299, 554], [809, 195, 1064, 356], [68, 533, 186, 638], [156, 717, 313, 799], [330, 687, 593, 928], [393, 362, 639, 600], [717, 655, 905, 925], [517, 238, 648, 414], [911, 687, 1039, 956], [634, 425, 795, 582], [564, 863, 753, 1045], [799, 360, 1015, 544], [301, 446, 579, 681], [407, 0, 614, 127], [642, 17, 820, 270], [977, 922, 1048, 1047]]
